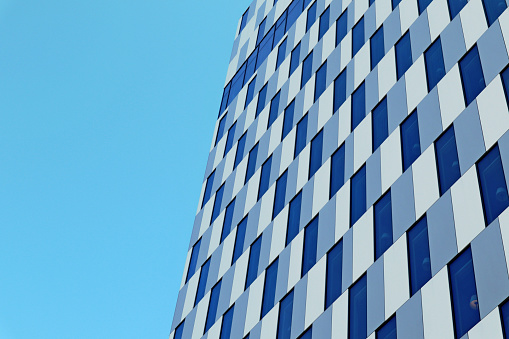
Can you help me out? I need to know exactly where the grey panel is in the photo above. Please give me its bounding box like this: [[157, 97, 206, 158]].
[[347, 2, 356, 32], [327, 48, 343, 87], [190, 211, 203, 251], [367, 257, 385, 335], [396, 290, 424, 339], [387, 76, 408, 134], [247, 320, 262, 339], [231, 291, 250, 339], [198, 227, 212, 268], [317, 196, 337, 261], [383, 7, 402, 54], [479, 21, 509, 84], [206, 249, 221, 292], [366, 148, 382, 208], [364, 5, 377, 41], [205, 147, 217, 181], [171, 284, 188, 331], [217, 263, 236, 317], [453, 102, 485, 175], [307, 104, 320, 141], [230, 36, 240, 62], [286, 157, 300, 202], [181, 306, 197, 339], [342, 228, 354, 293], [409, 12, 431, 62], [346, 64, 355, 97], [245, 202, 262, 249], [365, 66, 380, 114], [238, 42, 250, 77], [312, 306, 333, 338], [330, 0, 344, 22], [291, 275, 308, 338], [255, 1, 266, 26], [440, 15, 466, 72], [345, 133, 355, 180], [391, 167, 416, 240], [313, 41, 324, 72], [417, 85, 443, 152], [233, 183, 248, 226], [323, 112, 340, 160], [300, 181, 315, 232], [276, 244, 291, 302], [271, 144, 283, 185], [258, 223, 274, 276]]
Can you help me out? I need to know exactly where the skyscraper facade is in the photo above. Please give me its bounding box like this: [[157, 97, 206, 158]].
[[171, 0, 509, 337]]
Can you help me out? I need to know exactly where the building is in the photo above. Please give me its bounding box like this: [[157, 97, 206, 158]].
[[170, 0, 509, 337]]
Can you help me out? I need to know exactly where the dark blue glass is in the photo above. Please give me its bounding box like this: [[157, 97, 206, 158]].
[[202, 170, 216, 208], [300, 327, 313, 339], [224, 122, 237, 157], [276, 38, 288, 70], [349, 275, 367, 339], [395, 32, 412, 80], [370, 0, 376, 5], [257, 27, 275, 68], [336, 10, 348, 47], [374, 191, 393, 260], [325, 240, 343, 309], [174, 321, 184, 339], [268, 91, 281, 129], [449, 248, 480, 338], [287, 0, 304, 29], [448, 0, 467, 19], [309, 130, 324, 178], [377, 317, 397, 339], [219, 83, 230, 116], [186, 238, 202, 283], [477, 145, 509, 225], [319, 7, 330, 40], [220, 305, 235, 339], [371, 26, 384, 70], [401, 111, 421, 171], [257, 19, 267, 45], [205, 280, 222, 333], [245, 143, 259, 184], [245, 51, 258, 83], [425, 38, 446, 92], [258, 155, 273, 200], [277, 290, 294, 339], [500, 300, 509, 338], [304, 0, 313, 7], [351, 166, 367, 226], [261, 258, 279, 318], [352, 82, 366, 130], [435, 126, 461, 195], [334, 70, 347, 112], [245, 236, 263, 290], [234, 132, 247, 170], [282, 100, 295, 140], [256, 84, 268, 117], [215, 115, 227, 146], [273, 170, 288, 219], [232, 216, 248, 264], [459, 46, 485, 106], [352, 17, 365, 57], [221, 199, 236, 243], [315, 61, 327, 102], [229, 63, 246, 107], [301, 51, 314, 89], [274, 11, 287, 43], [245, 76, 257, 109], [287, 192, 303, 245], [195, 258, 211, 306], [211, 184, 225, 224], [392, 0, 403, 9], [306, 2, 317, 32], [302, 216, 319, 277], [330, 144, 346, 198], [372, 98, 388, 151], [483, 0, 507, 25], [295, 115, 309, 158], [407, 216, 431, 295], [418, 0, 433, 13], [290, 43, 301, 76], [501, 66, 509, 104], [240, 8, 249, 32]]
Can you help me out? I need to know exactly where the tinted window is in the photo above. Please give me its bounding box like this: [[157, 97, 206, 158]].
[[301, 51, 314, 89], [245, 143, 259, 184], [352, 82, 366, 130], [401, 111, 421, 171], [349, 275, 367, 339], [240, 8, 249, 32], [352, 17, 365, 57], [219, 83, 230, 116], [276, 39, 288, 70], [232, 216, 248, 264], [334, 70, 347, 112], [273, 170, 288, 219], [295, 115, 309, 158], [501, 66, 509, 104], [221, 199, 236, 243], [500, 299, 509, 337], [202, 170, 216, 208], [418, 0, 433, 13], [257, 27, 275, 68], [302, 216, 319, 277], [459, 45, 485, 106], [245, 77, 257, 109], [275, 11, 287, 42], [482, 0, 507, 26], [290, 43, 302, 76], [372, 98, 388, 151], [371, 26, 384, 70], [256, 84, 268, 117], [377, 316, 397, 339], [287, 192, 303, 246], [211, 184, 225, 224], [407, 216, 432, 295], [282, 100, 295, 140], [224, 122, 237, 157], [448, 0, 467, 19], [245, 52, 257, 84], [435, 126, 461, 195], [257, 19, 267, 45], [395, 32, 412, 80], [375, 190, 393, 260], [306, 2, 317, 32], [319, 7, 330, 40], [204, 280, 222, 333], [315, 61, 327, 102], [392, 0, 403, 9], [277, 291, 294, 339], [326, 240, 343, 309], [309, 130, 324, 179], [186, 238, 202, 283], [258, 156, 273, 201], [425, 38, 446, 92], [288, 0, 304, 28], [268, 91, 281, 129], [300, 327, 312, 339], [216, 115, 227, 146], [245, 236, 263, 290], [234, 132, 247, 169], [195, 258, 211, 306], [331, 144, 346, 198], [351, 166, 367, 226], [261, 258, 279, 318], [336, 10, 348, 46], [174, 321, 184, 339], [220, 305, 235, 339]]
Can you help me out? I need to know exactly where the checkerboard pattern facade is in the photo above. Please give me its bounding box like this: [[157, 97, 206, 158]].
[[170, 0, 509, 337]]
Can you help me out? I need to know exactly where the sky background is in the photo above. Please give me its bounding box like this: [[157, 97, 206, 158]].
[[0, 1, 249, 338]]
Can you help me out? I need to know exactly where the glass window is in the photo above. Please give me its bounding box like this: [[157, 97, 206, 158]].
[[309, 130, 324, 179], [352, 17, 365, 57], [256, 84, 268, 118], [477, 145, 509, 225], [232, 216, 248, 264], [392, 0, 403, 9], [290, 42, 301, 76], [334, 70, 347, 112], [349, 275, 367, 339], [273, 170, 288, 219], [482, 0, 507, 26], [418, 0, 433, 13], [276, 38, 288, 70], [229, 64, 246, 107], [395, 32, 412, 80], [257, 27, 275, 69], [221, 199, 236, 243], [204, 280, 222, 333], [500, 299, 509, 337], [220, 305, 235, 339], [186, 238, 202, 283], [245, 143, 259, 184], [211, 184, 225, 224], [268, 91, 281, 129], [300, 327, 312, 339], [371, 26, 385, 70], [301, 51, 314, 89], [459, 45, 485, 106], [302, 216, 319, 277], [202, 170, 216, 208], [372, 97, 388, 151], [425, 38, 446, 92], [245, 76, 257, 109], [326, 240, 343, 309], [277, 290, 294, 339], [240, 8, 249, 32], [407, 216, 432, 296], [319, 7, 330, 40], [449, 247, 480, 338], [448, 0, 467, 19], [351, 166, 367, 226], [435, 126, 461, 195], [287, 191, 303, 246], [245, 51, 257, 83], [282, 100, 295, 141], [245, 236, 263, 290], [370, 0, 376, 5], [304, 0, 313, 7], [377, 316, 397, 339], [288, 0, 304, 28], [215, 115, 227, 147], [501, 66, 509, 104], [336, 9, 348, 47], [195, 258, 211, 306], [306, 2, 317, 32], [352, 82, 366, 131], [330, 144, 346, 198], [257, 18, 267, 45], [261, 258, 279, 318], [219, 83, 230, 116], [224, 122, 237, 157], [315, 61, 327, 102], [234, 132, 247, 170], [374, 190, 393, 260], [401, 111, 421, 171], [174, 321, 184, 339], [295, 114, 309, 158], [275, 11, 287, 42], [258, 155, 273, 201]]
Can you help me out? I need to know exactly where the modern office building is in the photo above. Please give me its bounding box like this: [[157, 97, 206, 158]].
[[170, 0, 509, 337]]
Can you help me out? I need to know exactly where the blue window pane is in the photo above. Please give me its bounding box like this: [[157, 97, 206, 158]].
[[351, 166, 367, 226], [261, 258, 279, 318], [418, 0, 433, 13], [500, 300, 509, 337], [287, 0, 304, 29], [219, 83, 230, 116], [232, 216, 248, 264], [501, 67, 509, 104], [377, 317, 397, 339], [174, 321, 184, 339], [334, 70, 347, 112], [449, 247, 480, 338], [302, 216, 319, 277], [459, 45, 485, 106], [325, 240, 343, 309], [425, 38, 446, 92], [246, 236, 263, 290], [186, 238, 202, 283], [448, 0, 467, 19], [407, 216, 432, 295], [319, 7, 330, 40], [304, 0, 313, 7], [228, 64, 246, 107], [300, 327, 312, 339], [245, 143, 259, 184], [435, 126, 461, 195], [282, 100, 295, 140], [224, 122, 237, 157], [349, 275, 367, 339], [375, 190, 393, 260], [371, 26, 384, 70], [290, 43, 301, 76], [352, 82, 366, 130], [372, 98, 388, 151], [220, 305, 235, 339], [234, 132, 247, 170], [295, 115, 309, 158], [477, 145, 509, 225], [275, 11, 287, 42], [215, 115, 227, 146], [336, 10, 348, 47], [483, 0, 507, 26], [306, 2, 317, 32], [195, 258, 211, 306], [277, 291, 294, 339], [257, 27, 275, 68], [401, 111, 421, 171], [256, 84, 268, 117], [392, 0, 403, 9], [309, 130, 324, 179], [204, 280, 222, 333], [315, 61, 327, 102], [276, 39, 288, 70], [202, 170, 216, 208], [258, 155, 273, 201], [395, 32, 412, 80], [257, 19, 267, 45], [287, 192, 303, 246], [211, 184, 225, 224], [301, 51, 314, 89], [352, 17, 365, 57], [245, 76, 257, 109], [221, 199, 236, 243], [268, 91, 281, 129], [370, 0, 376, 5], [240, 8, 250, 32], [245, 51, 257, 83], [330, 144, 346, 198], [273, 170, 288, 219]]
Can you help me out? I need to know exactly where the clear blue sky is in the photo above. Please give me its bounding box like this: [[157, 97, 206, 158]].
[[0, 1, 248, 338]]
